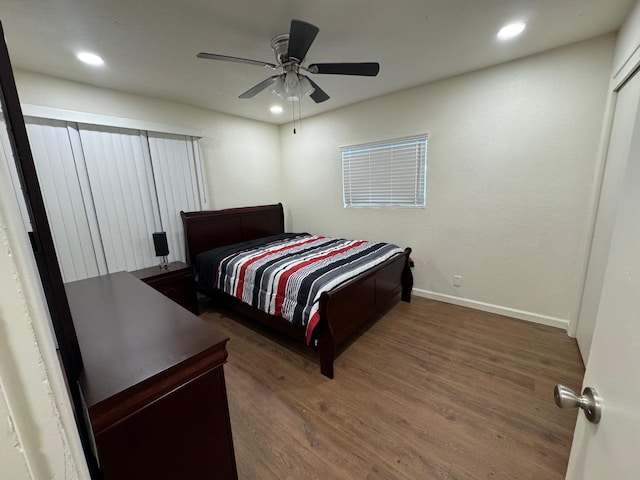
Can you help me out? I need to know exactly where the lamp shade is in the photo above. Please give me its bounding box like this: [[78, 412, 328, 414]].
[[284, 71, 299, 96], [299, 76, 315, 97], [270, 75, 286, 99]]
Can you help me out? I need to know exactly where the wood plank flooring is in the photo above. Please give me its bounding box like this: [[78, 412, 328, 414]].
[[199, 296, 584, 480]]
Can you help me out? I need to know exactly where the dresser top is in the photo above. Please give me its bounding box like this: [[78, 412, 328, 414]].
[[65, 272, 228, 410]]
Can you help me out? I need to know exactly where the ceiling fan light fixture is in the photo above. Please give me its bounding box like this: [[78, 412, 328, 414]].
[[269, 76, 286, 99], [284, 71, 300, 96], [271, 72, 315, 102], [299, 76, 315, 97]]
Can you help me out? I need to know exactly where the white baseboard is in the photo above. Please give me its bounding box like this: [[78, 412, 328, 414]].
[[412, 288, 569, 331]]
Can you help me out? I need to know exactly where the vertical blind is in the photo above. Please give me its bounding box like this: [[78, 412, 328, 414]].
[[8, 117, 205, 282], [0, 115, 33, 232], [0, 117, 32, 231], [79, 124, 162, 274], [341, 135, 427, 208], [25, 119, 106, 280], [148, 132, 205, 267]]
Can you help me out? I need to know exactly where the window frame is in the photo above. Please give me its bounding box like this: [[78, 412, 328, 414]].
[[341, 134, 428, 209]]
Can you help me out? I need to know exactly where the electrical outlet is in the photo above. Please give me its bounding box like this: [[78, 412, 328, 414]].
[[453, 275, 463, 287]]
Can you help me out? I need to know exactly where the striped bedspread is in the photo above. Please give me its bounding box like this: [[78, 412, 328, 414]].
[[196, 233, 404, 344]]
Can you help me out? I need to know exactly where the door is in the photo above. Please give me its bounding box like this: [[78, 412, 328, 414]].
[[576, 69, 640, 363], [565, 70, 640, 478]]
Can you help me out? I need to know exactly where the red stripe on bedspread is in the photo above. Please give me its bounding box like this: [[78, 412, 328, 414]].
[[273, 240, 367, 317], [234, 236, 324, 298], [306, 312, 321, 345]]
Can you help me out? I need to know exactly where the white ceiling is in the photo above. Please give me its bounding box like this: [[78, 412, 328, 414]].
[[0, 0, 634, 125]]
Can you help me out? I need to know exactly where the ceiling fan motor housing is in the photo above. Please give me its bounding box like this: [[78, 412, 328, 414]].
[[270, 33, 290, 64]]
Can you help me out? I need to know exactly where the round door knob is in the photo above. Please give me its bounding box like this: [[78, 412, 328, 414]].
[[554, 384, 602, 424]]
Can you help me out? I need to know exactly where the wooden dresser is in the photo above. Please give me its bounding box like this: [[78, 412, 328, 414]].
[[65, 272, 237, 480]]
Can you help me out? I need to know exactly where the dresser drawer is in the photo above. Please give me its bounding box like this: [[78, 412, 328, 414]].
[[146, 274, 197, 314], [130, 262, 199, 315]]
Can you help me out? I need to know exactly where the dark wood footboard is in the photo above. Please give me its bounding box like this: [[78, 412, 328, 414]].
[[316, 247, 412, 378], [181, 204, 413, 379]]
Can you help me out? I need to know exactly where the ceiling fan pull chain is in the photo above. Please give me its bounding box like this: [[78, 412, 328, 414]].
[[292, 101, 296, 134]]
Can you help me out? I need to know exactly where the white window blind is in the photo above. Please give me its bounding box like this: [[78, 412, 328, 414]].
[[342, 135, 427, 208]]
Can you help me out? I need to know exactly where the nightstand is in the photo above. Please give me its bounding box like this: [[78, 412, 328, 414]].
[[130, 261, 198, 315]]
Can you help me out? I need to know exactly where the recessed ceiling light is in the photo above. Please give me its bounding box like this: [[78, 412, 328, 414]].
[[497, 22, 526, 41], [77, 52, 105, 66], [270, 105, 283, 114]]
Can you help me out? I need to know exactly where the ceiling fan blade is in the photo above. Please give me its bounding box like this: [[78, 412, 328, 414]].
[[287, 19, 319, 62], [197, 52, 276, 69], [305, 77, 330, 103], [238, 75, 280, 98], [309, 62, 380, 76]]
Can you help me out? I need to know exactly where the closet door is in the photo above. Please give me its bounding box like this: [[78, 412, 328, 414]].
[[148, 133, 204, 262], [24, 118, 106, 282], [79, 124, 162, 273]]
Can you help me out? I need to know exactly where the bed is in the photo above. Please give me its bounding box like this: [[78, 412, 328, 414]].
[[181, 203, 413, 378]]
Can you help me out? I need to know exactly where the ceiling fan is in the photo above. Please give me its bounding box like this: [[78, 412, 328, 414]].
[[197, 19, 380, 104]]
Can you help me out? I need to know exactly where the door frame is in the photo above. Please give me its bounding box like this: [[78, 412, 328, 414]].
[[0, 21, 98, 477], [569, 48, 640, 345]]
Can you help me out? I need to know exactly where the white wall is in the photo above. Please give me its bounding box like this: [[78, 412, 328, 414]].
[[13, 70, 282, 210], [0, 142, 88, 478], [280, 35, 615, 329]]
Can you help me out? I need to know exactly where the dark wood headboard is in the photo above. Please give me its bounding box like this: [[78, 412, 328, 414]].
[[180, 203, 285, 265]]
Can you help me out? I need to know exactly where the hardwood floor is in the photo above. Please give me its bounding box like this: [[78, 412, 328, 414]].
[[199, 296, 584, 480]]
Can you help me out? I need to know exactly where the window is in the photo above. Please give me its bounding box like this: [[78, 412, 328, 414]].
[[3, 116, 206, 282], [341, 135, 427, 208]]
